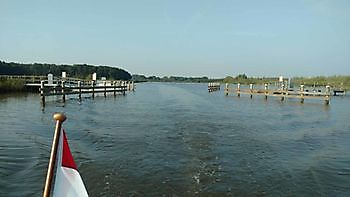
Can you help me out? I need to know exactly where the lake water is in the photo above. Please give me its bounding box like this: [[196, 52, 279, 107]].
[[1, 82, 350, 196]]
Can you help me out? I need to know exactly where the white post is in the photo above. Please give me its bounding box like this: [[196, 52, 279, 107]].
[[325, 85, 330, 105], [249, 84, 253, 99], [300, 85, 304, 103], [48, 74, 53, 86], [237, 83, 241, 97], [41, 80, 45, 106]]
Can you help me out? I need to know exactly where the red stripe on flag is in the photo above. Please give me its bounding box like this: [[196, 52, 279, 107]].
[[62, 130, 77, 170]]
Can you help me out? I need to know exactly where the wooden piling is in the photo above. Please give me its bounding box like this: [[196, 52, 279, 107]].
[[249, 84, 253, 99], [128, 81, 131, 91], [122, 81, 126, 95], [61, 80, 66, 102], [104, 81, 107, 97], [237, 83, 241, 97], [264, 83, 268, 100], [40, 80, 45, 106], [325, 85, 330, 105], [78, 81, 82, 101], [300, 85, 304, 103], [280, 83, 285, 101], [113, 81, 116, 97], [91, 81, 95, 99]]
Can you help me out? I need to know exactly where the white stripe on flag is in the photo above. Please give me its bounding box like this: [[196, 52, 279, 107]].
[[53, 130, 88, 197]]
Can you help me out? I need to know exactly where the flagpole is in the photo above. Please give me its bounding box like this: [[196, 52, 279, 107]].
[[43, 112, 66, 197]]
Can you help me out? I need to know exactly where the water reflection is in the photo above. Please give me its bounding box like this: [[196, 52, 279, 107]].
[[0, 83, 349, 196]]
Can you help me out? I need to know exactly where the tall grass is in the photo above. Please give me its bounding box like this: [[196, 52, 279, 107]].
[[0, 78, 26, 93]]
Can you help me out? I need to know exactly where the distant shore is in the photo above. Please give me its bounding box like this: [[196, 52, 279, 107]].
[[1, 74, 349, 94], [133, 74, 350, 89]]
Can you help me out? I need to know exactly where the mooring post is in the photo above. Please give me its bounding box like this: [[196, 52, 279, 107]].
[[281, 83, 285, 101], [237, 83, 241, 97], [78, 81, 82, 101], [61, 80, 66, 102], [91, 80, 95, 99], [104, 81, 107, 97], [300, 85, 304, 103], [249, 84, 253, 99], [122, 81, 126, 95], [40, 80, 45, 106], [113, 81, 116, 97], [264, 83, 268, 100], [225, 83, 229, 96], [325, 85, 330, 105]]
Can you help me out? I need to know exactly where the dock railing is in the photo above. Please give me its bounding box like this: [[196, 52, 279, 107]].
[[224, 83, 332, 105]]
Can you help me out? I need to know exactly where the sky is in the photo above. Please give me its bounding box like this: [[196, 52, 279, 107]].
[[1, 0, 350, 77]]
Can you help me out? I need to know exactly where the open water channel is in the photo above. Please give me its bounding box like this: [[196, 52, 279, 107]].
[[0, 82, 350, 196]]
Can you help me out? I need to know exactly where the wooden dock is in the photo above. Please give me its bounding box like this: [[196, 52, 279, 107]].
[[224, 83, 332, 105], [37, 79, 134, 106], [0, 74, 135, 105], [208, 82, 221, 92]]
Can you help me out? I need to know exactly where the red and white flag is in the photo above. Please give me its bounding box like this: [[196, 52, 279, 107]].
[[53, 130, 89, 197]]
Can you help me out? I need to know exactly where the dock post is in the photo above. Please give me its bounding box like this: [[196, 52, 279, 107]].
[[281, 83, 285, 101], [225, 83, 229, 96], [78, 81, 82, 101], [300, 85, 304, 103], [113, 81, 116, 97], [61, 80, 66, 102], [237, 83, 241, 97], [249, 84, 253, 99], [91, 81, 95, 99], [122, 81, 126, 96], [264, 83, 268, 100], [40, 80, 45, 106], [104, 81, 107, 97], [325, 85, 330, 105]]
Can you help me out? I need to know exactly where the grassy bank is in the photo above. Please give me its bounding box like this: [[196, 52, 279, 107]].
[[292, 76, 350, 89], [222, 75, 350, 89], [0, 78, 26, 93]]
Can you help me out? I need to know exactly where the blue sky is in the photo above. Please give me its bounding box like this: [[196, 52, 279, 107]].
[[1, 0, 349, 77]]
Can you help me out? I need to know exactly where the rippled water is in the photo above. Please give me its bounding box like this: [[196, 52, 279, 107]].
[[1, 83, 350, 196]]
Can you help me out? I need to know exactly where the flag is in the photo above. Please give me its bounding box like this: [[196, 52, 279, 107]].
[[52, 130, 89, 197]]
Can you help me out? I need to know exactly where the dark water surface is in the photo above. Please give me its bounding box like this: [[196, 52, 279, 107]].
[[1, 83, 350, 196]]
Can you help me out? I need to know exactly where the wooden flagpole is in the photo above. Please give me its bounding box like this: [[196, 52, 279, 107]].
[[43, 113, 66, 197]]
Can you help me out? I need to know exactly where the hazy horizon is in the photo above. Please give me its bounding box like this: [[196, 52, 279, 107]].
[[1, 0, 350, 77]]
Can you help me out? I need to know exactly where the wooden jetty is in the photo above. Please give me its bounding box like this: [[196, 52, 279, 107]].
[[208, 82, 221, 92], [38, 79, 135, 105], [224, 83, 332, 105], [0, 74, 135, 105]]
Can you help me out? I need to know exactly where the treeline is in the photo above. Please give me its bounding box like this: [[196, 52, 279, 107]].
[[222, 74, 279, 85], [0, 61, 132, 80], [132, 74, 221, 83]]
